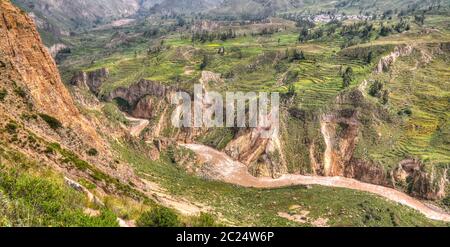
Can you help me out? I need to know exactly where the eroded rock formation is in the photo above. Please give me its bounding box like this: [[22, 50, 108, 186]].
[[70, 68, 109, 94]]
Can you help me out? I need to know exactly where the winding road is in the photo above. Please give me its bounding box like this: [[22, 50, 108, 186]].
[[125, 115, 149, 137], [181, 143, 450, 222]]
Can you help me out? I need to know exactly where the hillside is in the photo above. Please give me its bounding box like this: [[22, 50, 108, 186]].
[[1, 0, 449, 227]]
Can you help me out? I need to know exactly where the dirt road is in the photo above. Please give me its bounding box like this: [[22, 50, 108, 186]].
[[125, 116, 149, 137], [181, 143, 450, 222]]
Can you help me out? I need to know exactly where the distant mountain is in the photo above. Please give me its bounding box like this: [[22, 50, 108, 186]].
[[12, 0, 446, 39], [13, 0, 140, 30], [143, 0, 222, 15]]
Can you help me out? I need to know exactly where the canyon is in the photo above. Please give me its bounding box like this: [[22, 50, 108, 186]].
[[1, 0, 449, 226]]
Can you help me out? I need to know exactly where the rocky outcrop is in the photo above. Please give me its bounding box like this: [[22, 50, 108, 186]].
[[410, 169, 447, 200], [225, 123, 287, 178], [132, 95, 166, 120], [345, 159, 388, 186], [199, 70, 223, 87], [48, 43, 68, 57], [70, 68, 109, 94], [392, 159, 447, 200], [374, 45, 413, 73], [106, 79, 175, 107], [320, 109, 360, 177]]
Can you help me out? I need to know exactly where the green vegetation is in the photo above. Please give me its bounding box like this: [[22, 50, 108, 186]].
[[0, 89, 7, 102], [39, 114, 63, 130], [137, 206, 180, 227], [46, 142, 149, 202], [87, 148, 99, 156], [5, 122, 18, 134], [342, 66, 354, 88], [0, 150, 118, 227], [102, 103, 129, 125], [13, 86, 26, 99], [190, 213, 217, 227]]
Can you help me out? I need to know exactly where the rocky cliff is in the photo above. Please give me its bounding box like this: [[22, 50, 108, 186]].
[[0, 0, 153, 205], [70, 68, 109, 95], [0, 0, 103, 148]]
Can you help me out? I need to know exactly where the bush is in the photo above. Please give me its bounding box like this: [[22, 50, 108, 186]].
[[14, 86, 27, 98], [369, 81, 384, 98], [0, 89, 7, 102], [5, 122, 18, 134], [39, 114, 62, 130], [443, 196, 450, 207], [87, 148, 98, 156], [137, 207, 180, 227], [342, 67, 354, 88], [191, 213, 216, 227], [199, 55, 208, 70], [398, 108, 412, 117]]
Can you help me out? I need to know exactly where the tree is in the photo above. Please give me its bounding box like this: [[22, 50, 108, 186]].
[[366, 51, 374, 64], [342, 67, 353, 88], [369, 80, 383, 97], [379, 24, 392, 36], [298, 28, 309, 43], [199, 55, 208, 70], [381, 90, 389, 105]]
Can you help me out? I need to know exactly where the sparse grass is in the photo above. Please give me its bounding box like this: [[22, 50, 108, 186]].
[[0, 150, 118, 227]]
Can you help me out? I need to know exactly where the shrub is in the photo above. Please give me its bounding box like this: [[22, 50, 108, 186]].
[[191, 213, 216, 227], [87, 148, 98, 156], [39, 114, 62, 130], [342, 67, 353, 88], [369, 81, 384, 98], [398, 108, 412, 117], [443, 196, 450, 207], [137, 207, 180, 227], [199, 55, 208, 70], [14, 86, 27, 98], [5, 122, 18, 134], [0, 89, 7, 102]]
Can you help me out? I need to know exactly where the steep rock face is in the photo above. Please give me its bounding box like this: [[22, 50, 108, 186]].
[[320, 109, 360, 177], [225, 123, 287, 178], [132, 95, 165, 120], [0, 0, 150, 201], [392, 159, 447, 200], [70, 68, 109, 95], [0, 0, 102, 148], [345, 159, 388, 186], [0, 1, 77, 119], [410, 169, 447, 200]]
